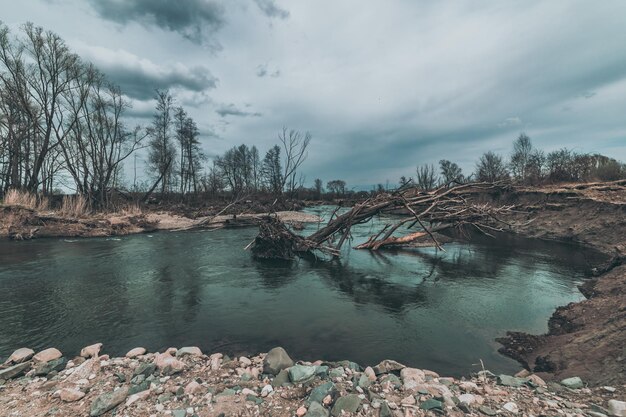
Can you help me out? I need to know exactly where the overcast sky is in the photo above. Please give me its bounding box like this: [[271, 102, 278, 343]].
[[4, 1, 626, 188]]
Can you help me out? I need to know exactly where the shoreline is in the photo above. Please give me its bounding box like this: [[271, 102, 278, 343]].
[[1, 345, 624, 416]]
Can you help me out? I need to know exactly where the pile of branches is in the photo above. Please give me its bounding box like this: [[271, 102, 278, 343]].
[[251, 181, 517, 260]]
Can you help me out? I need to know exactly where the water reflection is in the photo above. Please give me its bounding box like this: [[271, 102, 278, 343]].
[[0, 210, 607, 376]]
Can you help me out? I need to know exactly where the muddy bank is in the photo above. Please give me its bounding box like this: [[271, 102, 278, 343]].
[[1, 345, 624, 417], [0, 205, 321, 240], [484, 182, 626, 386]]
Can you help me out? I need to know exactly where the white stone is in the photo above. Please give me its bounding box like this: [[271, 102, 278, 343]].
[[458, 394, 476, 405], [239, 356, 252, 366], [126, 347, 147, 358], [33, 348, 62, 363], [80, 343, 102, 358], [6, 348, 35, 364], [503, 402, 519, 414], [261, 384, 273, 397], [608, 400, 626, 417]]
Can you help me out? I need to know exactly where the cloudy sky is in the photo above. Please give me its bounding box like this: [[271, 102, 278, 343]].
[[4, 1, 626, 187]]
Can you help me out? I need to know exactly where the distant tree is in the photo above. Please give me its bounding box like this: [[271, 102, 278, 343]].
[[415, 164, 438, 190], [546, 148, 574, 182], [399, 176, 412, 187], [509, 133, 533, 181], [147, 90, 176, 195], [439, 160, 464, 186], [475, 151, 509, 182], [313, 178, 323, 198], [326, 179, 346, 196], [261, 145, 283, 195], [250, 145, 260, 192]]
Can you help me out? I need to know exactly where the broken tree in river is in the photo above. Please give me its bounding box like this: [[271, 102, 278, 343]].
[[250, 182, 517, 260]]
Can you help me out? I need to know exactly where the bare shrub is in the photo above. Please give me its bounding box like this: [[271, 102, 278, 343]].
[[3, 189, 49, 211], [60, 195, 90, 218]]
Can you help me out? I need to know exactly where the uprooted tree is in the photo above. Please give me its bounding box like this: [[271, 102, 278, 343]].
[[249, 181, 516, 260]]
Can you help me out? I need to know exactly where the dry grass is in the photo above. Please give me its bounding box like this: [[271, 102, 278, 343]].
[[117, 202, 143, 216], [2, 189, 49, 211], [59, 194, 90, 218]]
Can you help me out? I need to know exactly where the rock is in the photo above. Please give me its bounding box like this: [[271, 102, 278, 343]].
[[154, 351, 185, 375], [526, 374, 547, 387], [133, 363, 157, 377], [67, 358, 100, 383], [261, 384, 273, 397], [33, 357, 66, 376], [0, 361, 31, 380], [608, 400, 626, 417], [602, 386, 617, 393], [59, 388, 85, 402], [296, 406, 308, 417], [172, 410, 186, 417], [128, 381, 150, 395], [306, 401, 330, 417], [379, 402, 393, 417], [272, 369, 290, 388], [400, 367, 425, 390], [90, 386, 129, 416], [356, 374, 371, 389], [239, 356, 252, 366], [373, 359, 405, 375], [33, 348, 62, 363], [80, 343, 102, 358], [364, 366, 376, 381], [289, 365, 317, 383], [331, 394, 361, 416], [560, 376, 584, 389], [185, 380, 204, 395], [263, 347, 294, 375], [503, 402, 519, 413], [458, 393, 476, 405], [6, 348, 35, 364], [308, 382, 337, 405], [125, 389, 150, 406], [175, 346, 202, 357], [125, 347, 146, 358], [401, 395, 416, 406], [514, 369, 530, 378], [419, 399, 443, 411], [479, 406, 497, 416], [497, 374, 526, 387]]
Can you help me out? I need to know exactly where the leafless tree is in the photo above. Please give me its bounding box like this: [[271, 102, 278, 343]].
[[278, 127, 311, 196], [416, 164, 438, 190]]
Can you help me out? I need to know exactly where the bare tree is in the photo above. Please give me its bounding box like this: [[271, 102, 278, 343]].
[[147, 90, 176, 195], [416, 164, 438, 190], [278, 127, 311, 196], [261, 145, 282, 196], [326, 179, 346, 196]]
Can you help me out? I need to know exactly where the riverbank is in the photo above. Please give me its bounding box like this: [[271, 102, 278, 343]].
[[1, 345, 624, 417], [484, 182, 625, 386]]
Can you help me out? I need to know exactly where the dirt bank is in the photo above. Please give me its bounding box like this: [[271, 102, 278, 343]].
[[1, 345, 624, 417], [0, 205, 321, 240], [486, 181, 626, 386]]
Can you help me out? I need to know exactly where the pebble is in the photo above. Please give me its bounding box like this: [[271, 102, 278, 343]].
[[608, 400, 626, 417]]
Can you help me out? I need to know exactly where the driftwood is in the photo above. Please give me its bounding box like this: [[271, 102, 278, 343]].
[[250, 181, 517, 260]]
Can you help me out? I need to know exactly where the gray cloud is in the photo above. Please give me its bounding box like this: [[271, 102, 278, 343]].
[[256, 64, 281, 78], [86, 0, 224, 46], [216, 103, 262, 118], [76, 44, 218, 100], [253, 0, 289, 19]]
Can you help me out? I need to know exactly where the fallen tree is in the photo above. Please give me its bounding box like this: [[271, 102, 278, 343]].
[[250, 181, 518, 259]]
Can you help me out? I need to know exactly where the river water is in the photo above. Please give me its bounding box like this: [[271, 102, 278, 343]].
[[0, 206, 605, 376]]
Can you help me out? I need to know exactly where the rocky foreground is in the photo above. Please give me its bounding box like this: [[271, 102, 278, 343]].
[[0, 345, 624, 417]]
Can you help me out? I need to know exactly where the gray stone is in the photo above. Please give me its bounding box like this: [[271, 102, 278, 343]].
[[246, 394, 263, 405], [90, 386, 129, 416], [420, 399, 443, 411], [133, 363, 156, 377], [379, 402, 393, 417], [336, 361, 361, 372], [175, 346, 202, 357], [306, 401, 330, 417], [315, 365, 329, 377], [289, 365, 317, 383], [608, 400, 626, 417], [272, 369, 290, 388], [373, 359, 405, 375], [380, 374, 402, 389], [357, 374, 371, 389], [33, 358, 66, 376], [172, 410, 186, 417], [329, 368, 344, 378], [308, 382, 337, 405], [263, 347, 294, 375], [497, 374, 526, 387], [128, 381, 149, 395], [560, 376, 584, 389], [0, 361, 31, 380], [331, 394, 361, 416], [479, 406, 497, 416]]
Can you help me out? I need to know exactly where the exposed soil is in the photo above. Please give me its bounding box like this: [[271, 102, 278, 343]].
[[487, 181, 626, 386]]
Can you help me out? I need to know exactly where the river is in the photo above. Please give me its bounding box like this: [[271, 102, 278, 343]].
[[0, 206, 605, 376]]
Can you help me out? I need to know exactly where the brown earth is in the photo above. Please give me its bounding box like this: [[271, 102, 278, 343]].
[[487, 181, 626, 386]]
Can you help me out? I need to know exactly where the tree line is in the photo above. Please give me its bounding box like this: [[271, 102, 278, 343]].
[[408, 133, 625, 191]]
